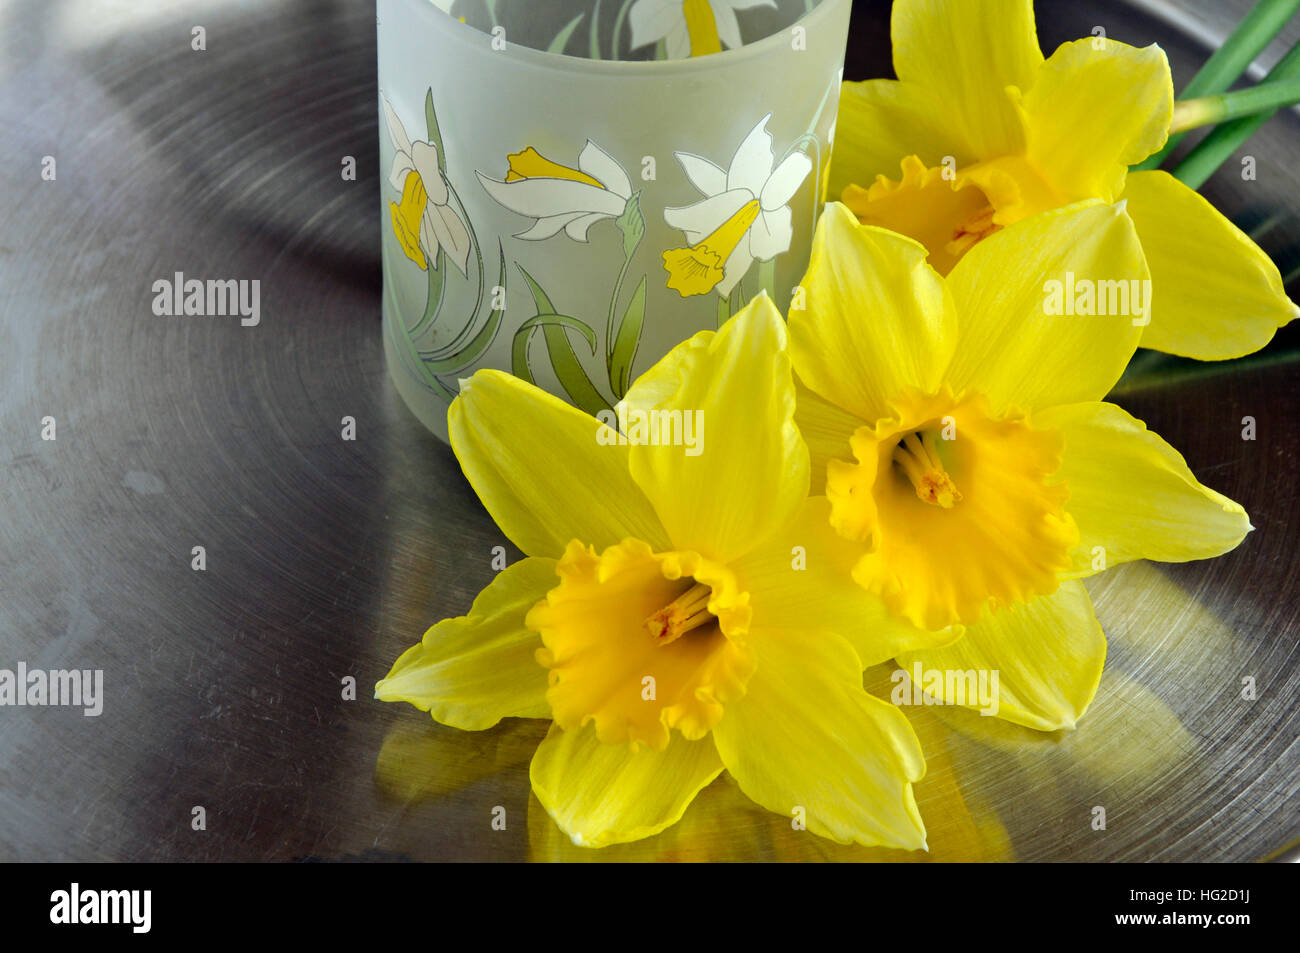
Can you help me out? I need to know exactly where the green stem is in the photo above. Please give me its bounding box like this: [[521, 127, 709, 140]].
[[606, 248, 636, 362], [1136, 0, 1300, 170], [1169, 77, 1300, 132], [716, 294, 730, 330], [421, 181, 486, 359], [1173, 39, 1300, 188], [484, 0, 500, 30], [612, 0, 635, 58]]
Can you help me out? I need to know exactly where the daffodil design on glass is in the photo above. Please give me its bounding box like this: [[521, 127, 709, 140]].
[[630, 0, 778, 59], [377, 296, 956, 849], [662, 114, 814, 306], [477, 141, 636, 243], [831, 0, 1298, 359], [790, 202, 1252, 731], [478, 139, 648, 412], [383, 94, 470, 275]]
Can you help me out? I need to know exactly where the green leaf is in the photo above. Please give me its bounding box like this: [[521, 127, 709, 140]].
[[547, 13, 585, 54], [424, 242, 507, 373], [424, 89, 447, 175], [608, 275, 646, 398], [589, 0, 602, 60], [514, 263, 612, 416]]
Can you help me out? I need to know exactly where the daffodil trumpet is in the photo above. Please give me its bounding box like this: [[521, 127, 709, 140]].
[[377, 294, 958, 849], [789, 201, 1252, 733], [830, 0, 1298, 360]]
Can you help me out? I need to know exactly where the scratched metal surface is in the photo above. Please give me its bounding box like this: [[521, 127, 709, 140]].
[[0, 0, 1295, 862]]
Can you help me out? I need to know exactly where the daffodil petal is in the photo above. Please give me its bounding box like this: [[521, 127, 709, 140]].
[[731, 498, 964, 666], [1122, 170, 1299, 359], [530, 722, 723, 847], [944, 200, 1147, 412], [629, 0, 677, 50], [792, 378, 863, 497], [623, 295, 808, 563], [760, 151, 812, 211], [897, 580, 1106, 731], [712, 626, 928, 848], [476, 174, 626, 220], [514, 211, 585, 241], [578, 140, 631, 199], [789, 202, 957, 423], [747, 205, 792, 261], [449, 369, 671, 558], [676, 152, 728, 197], [387, 153, 414, 193], [374, 557, 557, 728], [664, 188, 750, 245], [1033, 401, 1251, 576], [382, 95, 413, 159], [411, 140, 449, 206], [891, 0, 1041, 159], [727, 114, 775, 196], [1018, 39, 1172, 202], [829, 79, 962, 199]]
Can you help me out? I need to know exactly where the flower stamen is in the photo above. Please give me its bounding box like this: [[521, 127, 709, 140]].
[[893, 431, 962, 508], [644, 582, 715, 645]]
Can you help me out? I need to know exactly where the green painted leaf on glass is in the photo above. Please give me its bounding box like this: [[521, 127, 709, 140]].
[[424, 242, 507, 373], [608, 274, 646, 398], [548, 13, 586, 54], [589, 0, 603, 60], [424, 89, 447, 175], [514, 263, 612, 416]]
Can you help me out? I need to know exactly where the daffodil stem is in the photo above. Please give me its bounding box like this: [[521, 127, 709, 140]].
[[606, 248, 635, 363], [1135, 0, 1300, 170], [612, 0, 635, 58], [1169, 78, 1300, 133], [1173, 39, 1300, 189]]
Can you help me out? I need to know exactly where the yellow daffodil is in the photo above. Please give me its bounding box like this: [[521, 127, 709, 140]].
[[376, 295, 960, 848], [790, 201, 1252, 731], [830, 0, 1298, 360]]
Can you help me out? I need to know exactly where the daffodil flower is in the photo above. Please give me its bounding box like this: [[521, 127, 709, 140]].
[[630, 0, 776, 59], [662, 114, 812, 297], [830, 0, 1297, 360], [790, 201, 1252, 731], [476, 141, 634, 242], [376, 295, 959, 848], [383, 95, 471, 276]]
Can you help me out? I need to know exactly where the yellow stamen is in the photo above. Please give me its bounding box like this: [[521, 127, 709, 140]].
[[945, 203, 1001, 258], [893, 431, 962, 508], [683, 0, 722, 56], [505, 146, 605, 188], [662, 198, 761, 296], [390, 170, 429, 270], [644, 582, 715, 645]]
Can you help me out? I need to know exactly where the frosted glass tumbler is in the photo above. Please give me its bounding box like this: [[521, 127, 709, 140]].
[[378, 0, 852, 441]]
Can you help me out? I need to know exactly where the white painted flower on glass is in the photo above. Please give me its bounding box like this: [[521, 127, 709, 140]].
[[662, 114, 813, 297], [477, 141, 634, 242], [383, 95, 471, 275], [630, 0, 776, 58]]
